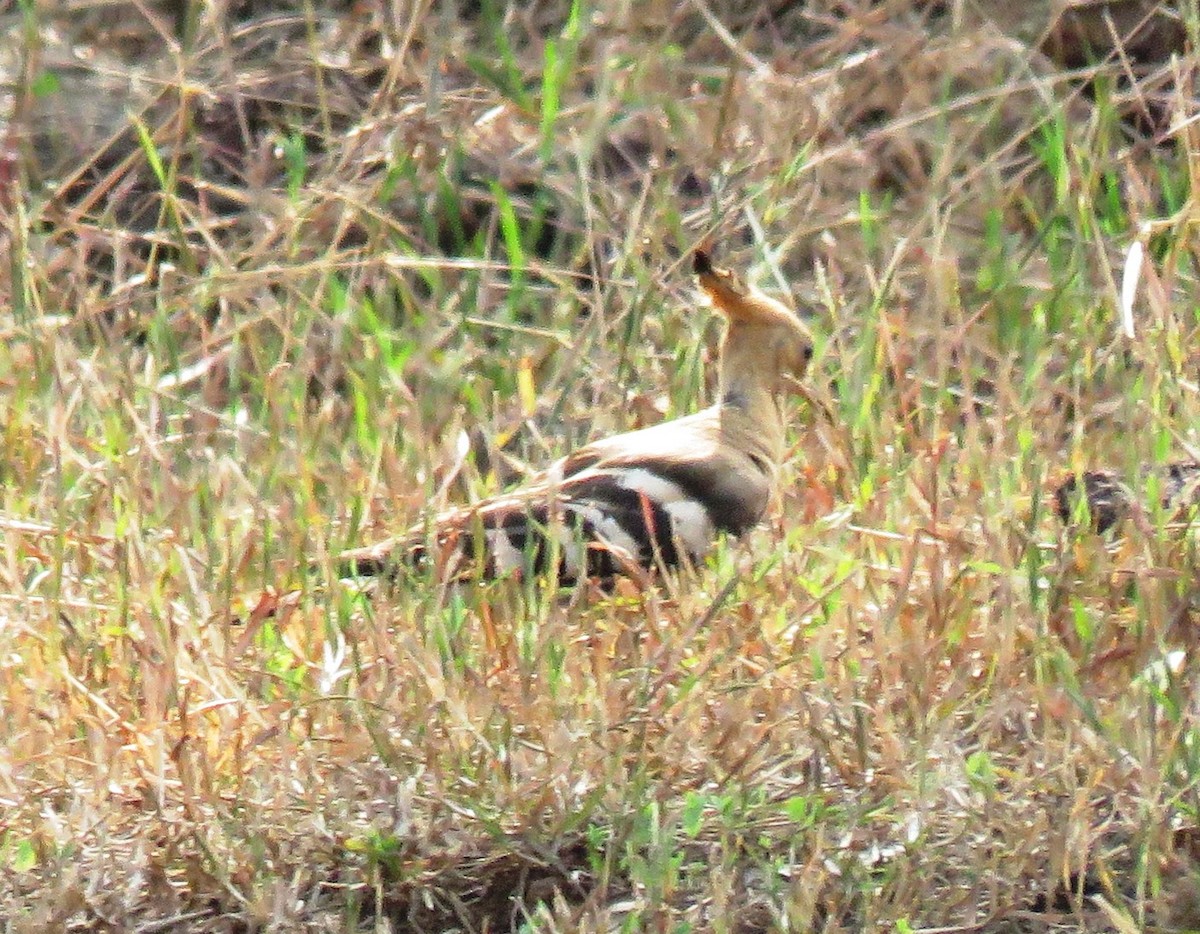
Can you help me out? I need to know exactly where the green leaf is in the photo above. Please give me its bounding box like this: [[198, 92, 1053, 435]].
[[681, 791, 704, 837], [783, 795, 811, 825], [490, 182, 525, 283], [30, 70, 59, 97], [279, 130, 308, 201], [12, 838, 36, 872], [129, 112, 167, 188], [538, 38, 560, 163]]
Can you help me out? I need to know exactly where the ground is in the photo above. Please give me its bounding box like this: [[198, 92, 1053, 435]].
[[2, 1, 1200, 931]]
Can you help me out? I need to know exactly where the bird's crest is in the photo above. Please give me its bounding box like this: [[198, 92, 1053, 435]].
[[693, 249, 799, 327]]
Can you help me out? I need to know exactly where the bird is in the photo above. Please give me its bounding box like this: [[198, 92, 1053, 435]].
[[1054, 463, 1200, 532], [337, 248, 814, 586]]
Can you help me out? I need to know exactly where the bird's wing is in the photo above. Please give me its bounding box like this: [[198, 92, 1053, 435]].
[[337, 409, 772, 582]]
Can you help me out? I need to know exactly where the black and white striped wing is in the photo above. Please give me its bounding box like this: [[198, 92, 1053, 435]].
[[340, 455, 768, 584], [1054, 462, 1200, 532], [427, 465, 724, 582], [546, 446, 772, 579]]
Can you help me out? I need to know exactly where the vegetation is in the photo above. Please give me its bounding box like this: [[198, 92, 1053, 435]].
[[2, 1, 1200, 930]]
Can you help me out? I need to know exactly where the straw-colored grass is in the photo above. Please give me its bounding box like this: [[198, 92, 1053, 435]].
[[3, 1, 1200, 930]]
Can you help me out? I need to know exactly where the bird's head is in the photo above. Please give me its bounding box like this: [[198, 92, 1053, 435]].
[[693, 249, 813, 391]]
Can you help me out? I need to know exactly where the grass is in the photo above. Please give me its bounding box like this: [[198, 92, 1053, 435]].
[[3, 1, 1200, 931]]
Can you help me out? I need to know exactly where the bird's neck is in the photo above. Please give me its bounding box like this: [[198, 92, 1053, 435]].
[[715, 340, 787, 470]]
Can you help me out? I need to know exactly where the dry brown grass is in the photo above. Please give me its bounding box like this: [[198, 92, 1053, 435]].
[[3, 1, 1200, 930]]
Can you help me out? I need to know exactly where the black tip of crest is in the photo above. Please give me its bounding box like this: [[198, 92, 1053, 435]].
[[692, 249, 713, 276]]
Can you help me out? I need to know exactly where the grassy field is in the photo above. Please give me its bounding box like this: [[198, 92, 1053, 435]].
[[3, 1, 1200, 930]]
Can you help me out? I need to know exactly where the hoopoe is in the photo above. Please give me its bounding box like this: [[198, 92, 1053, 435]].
[[1055, 464, 1200, 532], [338, 249, 814, 585]]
